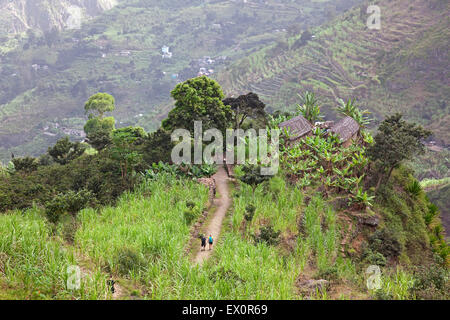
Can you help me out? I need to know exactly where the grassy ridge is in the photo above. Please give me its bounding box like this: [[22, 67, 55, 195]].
[[0, 170, 447, 299]]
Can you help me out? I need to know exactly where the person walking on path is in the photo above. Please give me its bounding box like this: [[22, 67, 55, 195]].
[[200, 235, 207, 251], [208, 234, 214, 251]]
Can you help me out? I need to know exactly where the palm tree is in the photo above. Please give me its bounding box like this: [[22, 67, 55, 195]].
[[297, 91, 323, 124]]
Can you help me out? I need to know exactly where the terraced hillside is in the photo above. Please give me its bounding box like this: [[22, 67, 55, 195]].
[[0, 0, 362, 162], [217, 0, 449, 147]]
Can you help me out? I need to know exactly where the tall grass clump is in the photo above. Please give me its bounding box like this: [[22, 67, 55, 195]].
[[299, 196, 339, 273], [372, 267, 415, 300], [233, 176, 303, 234], [0, 208, 108, 299]]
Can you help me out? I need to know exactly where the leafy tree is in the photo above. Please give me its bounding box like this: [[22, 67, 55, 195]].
[[84, 116, 116, 151], [162, 76, 232, 134], [48, 137, 87, 165], [296, 91, 323, 124], [142, 128, 174, 166], [84, 93, 116, 119], [223, 92, 267, 129], [110, 127, 145, 185], [367, 114, 432, 190]]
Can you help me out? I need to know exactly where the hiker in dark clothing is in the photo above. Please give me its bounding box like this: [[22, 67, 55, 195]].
[[201, 235, 207, 251], [107, 279, 116, 294]]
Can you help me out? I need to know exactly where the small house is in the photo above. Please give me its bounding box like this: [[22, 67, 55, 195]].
[[329, 116, 360, 147], [162, 46, 172, 59], [162, 46, 170, 54], [279, 115, 314, 144]]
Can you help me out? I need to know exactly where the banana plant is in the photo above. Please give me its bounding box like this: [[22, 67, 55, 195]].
[[336, 98, 372, 127], [352, 187, 375, 208]]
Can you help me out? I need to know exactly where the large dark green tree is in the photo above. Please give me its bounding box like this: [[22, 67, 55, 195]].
[[223, 92, 267, 130], [48, 137, 87, 165], [142, 128, 174, 166], [162, 76, 232, 134], [367, 113, 432, 190]]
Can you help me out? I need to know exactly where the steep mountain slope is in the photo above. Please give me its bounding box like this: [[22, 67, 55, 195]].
[[217, 0, 449, 146], [0, 0, 118, 35], [0, 0, 362, 162]]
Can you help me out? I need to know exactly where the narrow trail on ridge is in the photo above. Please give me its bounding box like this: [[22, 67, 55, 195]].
[[193, 166, 232, 266]]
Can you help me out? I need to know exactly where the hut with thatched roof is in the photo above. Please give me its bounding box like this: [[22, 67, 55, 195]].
[[329, 116, 360, 147], [279, 115, 314, 144]]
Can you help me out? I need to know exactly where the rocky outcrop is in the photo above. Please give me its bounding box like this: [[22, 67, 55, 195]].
[[0, 0, 119, 34], [297, 278, 330, 297]]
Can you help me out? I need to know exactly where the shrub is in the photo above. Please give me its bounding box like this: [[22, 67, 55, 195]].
[[61, 217, 78, 244], [12, 157, 38, 173], [114, 247, 144, 276], [0, 153, 126, 213], [316, 266, 339, 281], [184, 209, 198, 225], [48, 137, 87, 165], [369, 229, 401, 259], [238, 164, 271, 192], [361, 246, 387, 267], [253, 225, 280, 246], [410, 263, 449, 300], [184, 202, 201, 225], [209, 267, 244, 285], [407, 180, 422, 198], [45, 189, 93, 223], [373, 289, 393, 300], [244, 204, 256, 222]]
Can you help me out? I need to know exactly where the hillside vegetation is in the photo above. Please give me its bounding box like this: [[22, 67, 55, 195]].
[[0, 0, 362, 162], [0, 77, 448, 300], [217, 0, 449, 146]]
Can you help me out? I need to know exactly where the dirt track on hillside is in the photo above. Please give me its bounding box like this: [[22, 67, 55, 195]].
[[193, 166, 231, 265]]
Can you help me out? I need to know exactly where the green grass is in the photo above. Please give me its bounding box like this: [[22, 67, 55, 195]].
[[76, 174, 209, 281], [0, 167, 446, 299], [0, 208, 109, 299]]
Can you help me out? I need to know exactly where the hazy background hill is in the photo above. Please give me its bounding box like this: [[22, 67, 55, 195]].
[[0, 0, 362, 161], [0, 0, 118, 35], [218, 0, 449, 146]]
